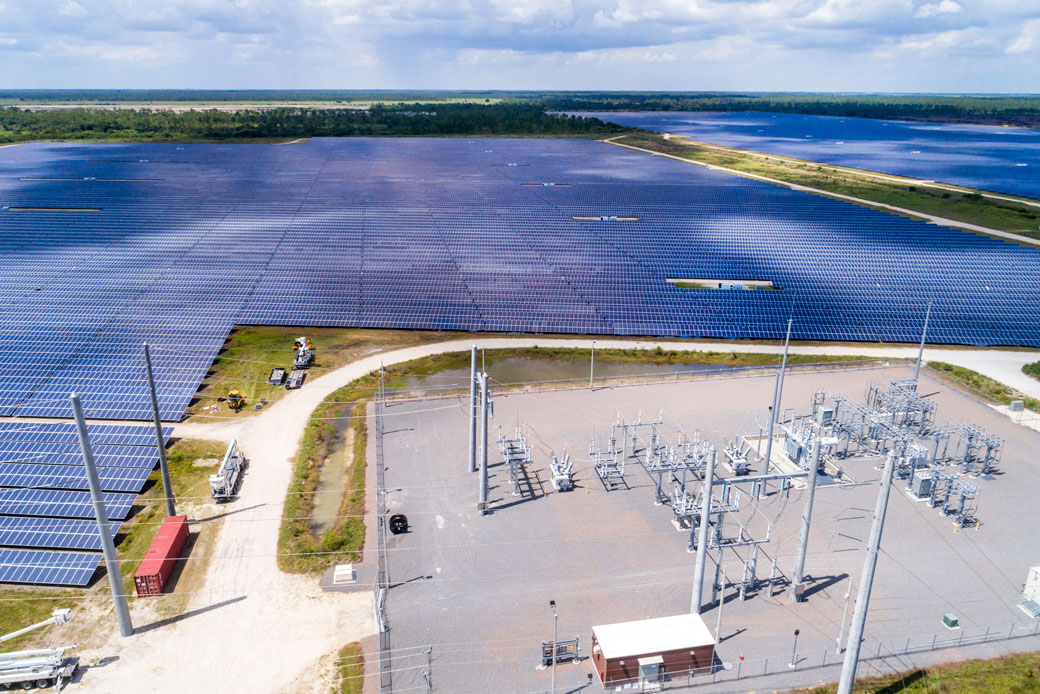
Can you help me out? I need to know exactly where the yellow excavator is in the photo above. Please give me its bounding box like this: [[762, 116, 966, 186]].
[[227, 390, 246, 411]]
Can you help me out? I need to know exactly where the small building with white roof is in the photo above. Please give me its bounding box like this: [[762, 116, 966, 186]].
[[590, 613, 716, 687]]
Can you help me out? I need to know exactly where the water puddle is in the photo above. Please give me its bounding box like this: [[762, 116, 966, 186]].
[[312, 414, 354, 537], [403, 356, 732, 390]]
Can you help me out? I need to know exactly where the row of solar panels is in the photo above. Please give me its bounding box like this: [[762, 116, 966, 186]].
[[0, 422, 169, 586], [2, 137, 1040, 426]]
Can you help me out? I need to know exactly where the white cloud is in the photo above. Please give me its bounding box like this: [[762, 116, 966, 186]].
[[915, 1, 962, 19], [57, 1, 87, 17], [1006, 18, 1040, 54], [0, 0, 1038, 90], [490, 0, 573, 24], [456, 44, 676, 67], [59, 41, 167, 64]]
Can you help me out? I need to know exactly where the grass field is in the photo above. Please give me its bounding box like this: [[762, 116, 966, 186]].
[[187, 326, 465, 418], [611, 132, 1040, 242], [928, 361, 1040, 411], [791, 650, 1040, 693], [195, 325, 892, 422], [1023, 361, 1040, 382], [336, 642, 364, 694]]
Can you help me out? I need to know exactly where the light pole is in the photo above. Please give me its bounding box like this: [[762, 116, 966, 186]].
[[550, 599, 558, 694], [788, 629, 800, 668]]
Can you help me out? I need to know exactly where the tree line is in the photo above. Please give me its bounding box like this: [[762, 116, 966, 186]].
[[527, 92, 1040, 127], [0, 103, 630, 143]]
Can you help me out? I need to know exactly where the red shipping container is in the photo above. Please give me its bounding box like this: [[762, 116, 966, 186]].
[[134, 515, 189, 597]]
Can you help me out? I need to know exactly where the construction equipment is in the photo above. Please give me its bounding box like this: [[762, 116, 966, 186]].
[[286, 369, 306, 390], [209, 439, 246, 501], [293, 336, 315, 369], [227, 390, 246, 411], [267, 367, 286, 386], [0, 609, 78, 691]]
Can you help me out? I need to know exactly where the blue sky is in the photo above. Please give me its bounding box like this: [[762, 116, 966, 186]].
[[1, 0, 1039, 92]]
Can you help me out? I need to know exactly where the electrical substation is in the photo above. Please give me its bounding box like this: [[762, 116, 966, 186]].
[[373, 359, 1040, 693]]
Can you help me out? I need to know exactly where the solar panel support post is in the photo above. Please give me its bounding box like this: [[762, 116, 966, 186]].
[[837, 449, 896, 694], [790, 434, 820, 601], [468, 345, 477, 474], [690, 445, 716, 614], [143, 343, 175, 517], [913, 301, 932, 384], [478, 373, 489, 514], [762, 319, 793, 485], [70, 393, 134, 638]]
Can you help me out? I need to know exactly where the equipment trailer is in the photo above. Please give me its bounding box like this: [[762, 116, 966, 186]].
[[209, 439, 246, 501], [0, 609, 78, 690]]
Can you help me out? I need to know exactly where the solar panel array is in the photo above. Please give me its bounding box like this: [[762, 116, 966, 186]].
[[0, 421, 168, 586], [578, 111, 1040, 200], [2, 137, 1040, 423]]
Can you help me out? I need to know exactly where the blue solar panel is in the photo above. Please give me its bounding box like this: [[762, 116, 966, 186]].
[[0, 488, 136, 520], [0, 548, 100, 586], [0, 516, 120, 551], [0, 463, 152, 493], [1, 137, 1039, 425], [0, 422, 173, 447], [0, 442, 160, 468]]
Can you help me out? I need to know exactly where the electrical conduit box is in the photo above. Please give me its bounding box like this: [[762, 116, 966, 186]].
[[1025, 566, 1040, 602]]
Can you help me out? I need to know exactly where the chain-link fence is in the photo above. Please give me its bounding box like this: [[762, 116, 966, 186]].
[[582, 618, 1040, 692]]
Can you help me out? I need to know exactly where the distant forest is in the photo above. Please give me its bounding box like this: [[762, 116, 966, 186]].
[[527, 92, 1040, 127], [0, 104, 630, 143], [3, 92, 1040, 141]]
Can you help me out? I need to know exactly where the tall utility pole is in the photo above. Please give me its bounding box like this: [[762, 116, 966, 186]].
[[837, 449, 897, 694], [913, 301, 932, 383], [421, 647, 433, 694], [143, 343, 175, 517], [70, 393, 133, 638], [714, 565, 726, 642], [763, 319, 793, 477], [791, 435, 821, 601], [690, 446, 716, 614], [468, 345, 478, 473], [478, 372, 489, 514]]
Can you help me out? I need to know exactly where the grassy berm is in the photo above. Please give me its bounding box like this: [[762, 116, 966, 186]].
[[792, 651, 1040, 693]]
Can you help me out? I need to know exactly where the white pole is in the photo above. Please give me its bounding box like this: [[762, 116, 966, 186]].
[[691, 446, 716, 614], [837, 450, 897, 693], [714, 565, 726, 643], [478, 373, 489, 514], [791, 435, 821, 600], [70, 393, 133, 637], [590, 341, 595, 390], [468, 345, 477, 473], [143, 344, 175, 516], [551, 602, 558, 694], [914, 301, 932, 383], [763, 319, 793, 478], [837, 577, 852, 650]]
